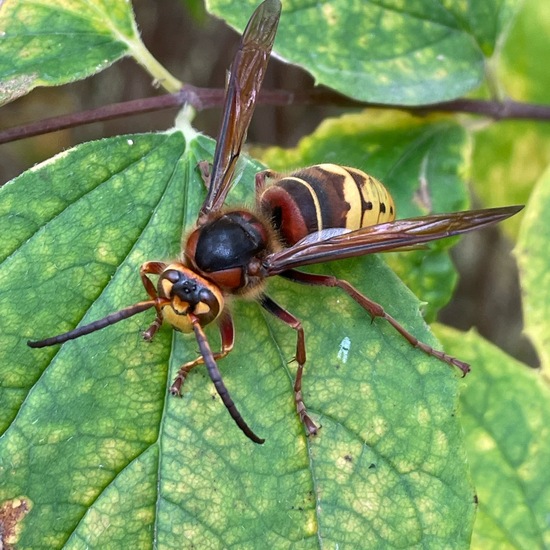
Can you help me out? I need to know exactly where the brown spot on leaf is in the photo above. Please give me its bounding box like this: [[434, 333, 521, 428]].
[[0, 497, 32, 549]]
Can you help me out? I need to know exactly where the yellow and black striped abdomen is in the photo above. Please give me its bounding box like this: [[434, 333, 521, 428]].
[[259, 163, 396, 246]]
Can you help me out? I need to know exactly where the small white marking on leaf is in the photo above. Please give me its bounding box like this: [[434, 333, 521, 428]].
[[337, 337, 351, 363]]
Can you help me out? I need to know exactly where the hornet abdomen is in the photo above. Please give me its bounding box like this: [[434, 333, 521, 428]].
[[259, 163, 396, 246]]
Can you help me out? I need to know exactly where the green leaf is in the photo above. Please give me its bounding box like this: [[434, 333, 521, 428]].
[[471, 122, 550, 238], [0, 132, 186, 433], [207, 0, 522, 104], [516, 166, 550, 374], [434, 325, 550, 550], [0, 0, 180, 106], [500, 0, 550, 104], [0, 0, 132, 104], [259, 110, 471, 320], [469, 0, 550, 239], [1, 128, 475, 547]]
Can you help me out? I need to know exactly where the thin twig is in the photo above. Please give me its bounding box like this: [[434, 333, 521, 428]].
[[1, 85, 549, 145]]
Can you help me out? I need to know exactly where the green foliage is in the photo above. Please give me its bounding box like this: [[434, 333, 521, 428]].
[[0, 0, 180, 105], [467, 0, 550, 238], [208, 0, 521, 104], [1, 0, 549, 549], [517, 167, 550, 374], [0, 0, 134, 104], [435, 326, 550, 549]]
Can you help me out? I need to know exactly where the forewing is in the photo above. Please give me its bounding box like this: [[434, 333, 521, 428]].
[[264, 206, 523, 275], [198, 0, 281, 220]]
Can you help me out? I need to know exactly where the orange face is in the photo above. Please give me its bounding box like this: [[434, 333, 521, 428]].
[[157, 263, 224, 333]]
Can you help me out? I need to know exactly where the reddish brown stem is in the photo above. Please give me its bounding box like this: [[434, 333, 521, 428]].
[[2, 86, 549, 145]]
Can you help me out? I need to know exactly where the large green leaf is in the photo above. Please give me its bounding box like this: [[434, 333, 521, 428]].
[[259, 110, 471, 320], [0, 0, 527, 107], [0, 126, 475, 547], [207, 0, 522, 104], [435, 326, 550, 549], [0, 0, 180, 106]]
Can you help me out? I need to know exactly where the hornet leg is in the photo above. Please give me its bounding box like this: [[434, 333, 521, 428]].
[[280, 269, 470, 375], [170, 313, 235, 395], [259, 294, 319, 437]]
